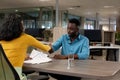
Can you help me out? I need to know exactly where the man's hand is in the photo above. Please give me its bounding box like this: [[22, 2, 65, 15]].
[[53, 54, 67, 59], [53, 54, 78, 59]]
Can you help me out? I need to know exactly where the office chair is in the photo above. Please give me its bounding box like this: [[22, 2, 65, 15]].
[[0, 44, 49, 80], [106, 49, 117, 61], [22, 67, 49, 80], [0, 44, 20, 80], [90, 49, 102, 60]]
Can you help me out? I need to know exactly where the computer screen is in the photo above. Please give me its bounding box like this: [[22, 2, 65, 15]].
[[25, 28, 45, 38], [84, 30, 102, 42]]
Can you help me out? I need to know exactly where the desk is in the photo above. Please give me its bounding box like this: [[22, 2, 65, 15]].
[[90, 45, 120, 62], [41, 41, 120, 61], [23, 59, 120, 80], [90, 45, 120, 49]]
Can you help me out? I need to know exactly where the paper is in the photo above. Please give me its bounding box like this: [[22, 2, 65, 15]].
[[24, 49, 52, 64]]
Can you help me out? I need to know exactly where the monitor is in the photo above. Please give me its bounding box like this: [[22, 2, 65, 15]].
[[25, 28, 45, 38], [84, 29, 102, 42]]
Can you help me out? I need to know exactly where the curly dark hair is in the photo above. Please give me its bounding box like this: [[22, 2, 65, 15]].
[[69, 18, 80, 27], [0, 13, 23, 41]]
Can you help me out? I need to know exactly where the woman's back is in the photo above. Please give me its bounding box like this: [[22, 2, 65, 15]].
[[0, 33, 50, 67]]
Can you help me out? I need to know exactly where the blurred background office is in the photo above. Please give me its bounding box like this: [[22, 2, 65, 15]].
[[0, 0, 119, 44]]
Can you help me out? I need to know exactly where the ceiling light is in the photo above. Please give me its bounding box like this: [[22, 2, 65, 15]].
[[39, 0, 51, 1], [104, 6, 114, 8], [68, 6, 80, 10], [68, 7, 75, 10]]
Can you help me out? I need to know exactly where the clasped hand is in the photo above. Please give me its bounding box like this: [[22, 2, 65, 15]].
[[53, 54, 67, 59]]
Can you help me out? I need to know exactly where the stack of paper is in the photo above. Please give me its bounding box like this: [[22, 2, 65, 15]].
[[24, 49, 52, 64]]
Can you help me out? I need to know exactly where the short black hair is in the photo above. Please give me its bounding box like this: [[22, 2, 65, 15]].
[[69, 18, 80, 26], [0, 13, 23, 41]]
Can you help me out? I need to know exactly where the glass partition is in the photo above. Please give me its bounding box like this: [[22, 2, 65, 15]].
[[0, 7, 54, 29]]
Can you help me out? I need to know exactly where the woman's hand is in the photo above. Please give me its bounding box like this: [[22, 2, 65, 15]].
[[25, 54, 32, 60]]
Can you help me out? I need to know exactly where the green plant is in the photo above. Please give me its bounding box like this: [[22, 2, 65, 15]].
[[115, 32, 120, 41], [43, 29, 53, 41]]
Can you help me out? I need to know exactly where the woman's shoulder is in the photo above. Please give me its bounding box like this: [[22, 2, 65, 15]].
[[21, 33, 32, 36], [21, 33, 34, 39]]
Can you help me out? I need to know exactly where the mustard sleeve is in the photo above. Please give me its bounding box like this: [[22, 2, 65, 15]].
[[25, 34, 51, 52]]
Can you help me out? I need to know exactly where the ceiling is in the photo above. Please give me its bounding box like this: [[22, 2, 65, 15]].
[[0, 0, 120, 20]]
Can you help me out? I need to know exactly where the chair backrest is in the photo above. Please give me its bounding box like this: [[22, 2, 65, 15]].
[[0, 44, 20, 80]]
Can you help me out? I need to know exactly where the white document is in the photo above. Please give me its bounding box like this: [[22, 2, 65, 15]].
[[24, 49, 52, 64]]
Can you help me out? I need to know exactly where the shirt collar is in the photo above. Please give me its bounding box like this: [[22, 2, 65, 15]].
[[66, 34, 81, 43]]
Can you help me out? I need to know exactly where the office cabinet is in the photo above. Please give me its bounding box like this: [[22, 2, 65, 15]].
[[102, 31, 115, 45], [83, 30, 115, 46]]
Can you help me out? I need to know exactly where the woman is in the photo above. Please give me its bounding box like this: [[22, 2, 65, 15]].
[[0, 13, 51, 80]]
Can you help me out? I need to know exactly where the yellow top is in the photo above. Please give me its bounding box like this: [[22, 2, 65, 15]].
[[0, 33, 51, 67]]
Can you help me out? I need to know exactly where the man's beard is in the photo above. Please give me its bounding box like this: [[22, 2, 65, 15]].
[[69, 33, 77, 38]]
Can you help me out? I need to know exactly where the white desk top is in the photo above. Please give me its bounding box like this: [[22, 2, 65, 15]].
[[40, 41, 120, 49], [90, 45, 120, 49]]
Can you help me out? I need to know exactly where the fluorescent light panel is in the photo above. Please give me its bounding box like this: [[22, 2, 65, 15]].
[[39, 0, 51, 1]]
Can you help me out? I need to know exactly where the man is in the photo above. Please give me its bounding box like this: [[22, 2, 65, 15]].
[[48, 18, 90, 80], [49, 18, 89, 59]]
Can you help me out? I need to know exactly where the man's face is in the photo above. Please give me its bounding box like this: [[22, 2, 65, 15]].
[[67, 23, 79, 38]]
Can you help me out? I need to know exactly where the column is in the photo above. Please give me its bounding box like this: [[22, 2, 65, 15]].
[[95, 12, 99, 29], [116, 15, 120, 32], [80, 17, 85, 29], [55, 0, 59, 27]]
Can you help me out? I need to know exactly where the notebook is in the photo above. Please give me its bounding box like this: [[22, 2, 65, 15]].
[[24, 49, 52, 64]]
